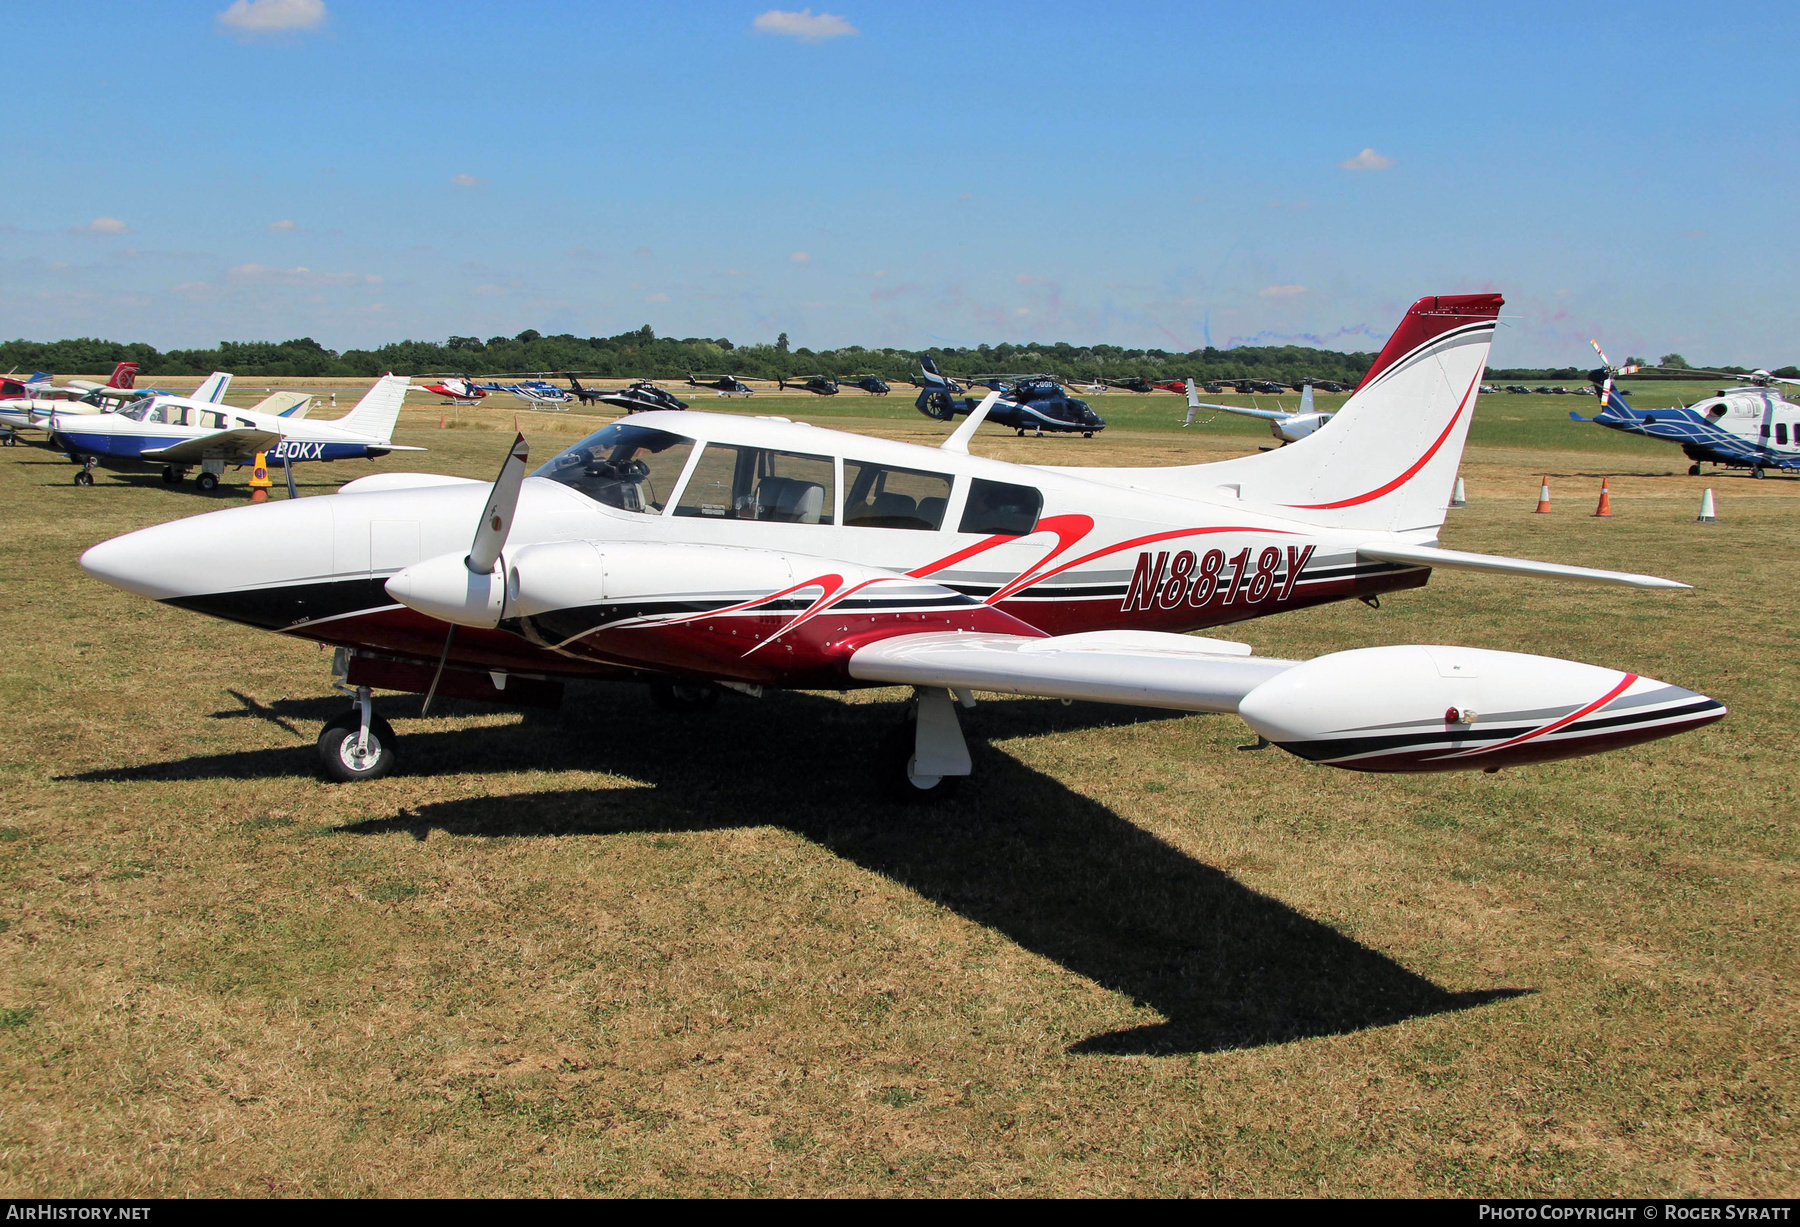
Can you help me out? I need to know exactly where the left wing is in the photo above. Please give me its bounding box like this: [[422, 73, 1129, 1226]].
[[849, 629, 1296, 712], [141, 428, 280, 464], [1358, 542, 1689, 589]]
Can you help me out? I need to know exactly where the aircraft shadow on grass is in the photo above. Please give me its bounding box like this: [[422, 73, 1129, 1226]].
[[67, 686, 1528, 1055]]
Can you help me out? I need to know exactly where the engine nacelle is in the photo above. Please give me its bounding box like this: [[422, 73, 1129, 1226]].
[[1237, 645, 1723, 773], [384, 552, 505, 628]]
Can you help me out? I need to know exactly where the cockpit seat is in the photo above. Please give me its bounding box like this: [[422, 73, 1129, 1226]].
[[756, 476, 826, 524]]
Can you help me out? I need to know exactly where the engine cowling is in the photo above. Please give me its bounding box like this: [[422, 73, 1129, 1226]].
[[1237, 645, 1724, 772]]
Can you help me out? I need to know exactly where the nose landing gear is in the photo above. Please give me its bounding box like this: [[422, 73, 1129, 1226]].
[[72, 456, 98, 486], [319, 683, 396, 782]]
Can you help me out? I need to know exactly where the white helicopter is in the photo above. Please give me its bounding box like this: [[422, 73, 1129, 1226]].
[[80, 293, 1723, 796], [50, 373, 421, 490], [1180, 379, 1334, 444], [1571, 343, 1800, 477]]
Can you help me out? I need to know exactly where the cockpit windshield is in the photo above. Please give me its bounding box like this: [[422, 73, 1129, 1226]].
[[119, 401, 151, 421], [532, 422, 695, 514]]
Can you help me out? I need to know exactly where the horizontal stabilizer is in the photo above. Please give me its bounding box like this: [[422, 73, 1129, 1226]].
[[1200, 402, 1291, 422], [1358, 542, 1689, 589], [142, 427, 280, 464], [849, 630, 1296, 713]]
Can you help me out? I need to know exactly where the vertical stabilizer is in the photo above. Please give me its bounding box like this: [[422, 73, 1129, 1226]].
[[191, 371, 232, 404], [107, 362, 138, 389], [334, 374, 411, 442]]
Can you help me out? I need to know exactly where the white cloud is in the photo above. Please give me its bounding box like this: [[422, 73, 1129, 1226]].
[[644, 292, 670, 303], [1339, 147, 1394, 171], [1259, 284, 1307, 298], [789, 251, 811, 263], [267, 218, 297, 232], [1014, 307, 1031, 316], [76, 217, 131, 235], [753, 8, 857, 42], [449, 173, 486, 188], [217, 0, 327, 35], [227, 263, 379, 286]]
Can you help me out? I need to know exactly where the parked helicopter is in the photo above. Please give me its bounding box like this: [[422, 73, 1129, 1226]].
[[413, 376, 488, 404], [779, 375, 840, 395], [1183, 381, 1335, 444], [915, 358, 1106, 436], [687, 374, 755, 397], [79, 293, 1722, 801], [1106, 376, 1157, 394], [843, 375, 891, 395], [50, 374, 420, 490], [1570, 342, 1800, 477], [583, 380, 690, 415]]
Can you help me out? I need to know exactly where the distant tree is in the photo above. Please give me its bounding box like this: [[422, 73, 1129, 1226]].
[[515, 329, 541, 344], [1660, 353, 1690, 369], [447, 336, 482, 351], [1625, 356, 1650, 367], [776, 332, 789, 353]]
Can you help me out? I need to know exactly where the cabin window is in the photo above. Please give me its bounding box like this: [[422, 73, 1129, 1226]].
[[673, 444, 834, 524], [533, 422, 696, 514], [1778, 423, 1790, 446], [1760, 424, 1772, 438], [843, 461, 953, 530], [959, 478, 1043, 536]]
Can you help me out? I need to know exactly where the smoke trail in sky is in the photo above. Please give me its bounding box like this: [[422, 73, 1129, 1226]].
[[1216, 322, 1385, 350]]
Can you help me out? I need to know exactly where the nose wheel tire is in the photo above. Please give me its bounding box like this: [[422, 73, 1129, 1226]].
[[649, 679, 720, 712], [195, 472, 220, 493], [73, 470, 94, 486], [318, 710, 398, 782]]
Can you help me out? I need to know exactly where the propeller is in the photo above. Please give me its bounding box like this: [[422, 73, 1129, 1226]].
[[469, 432, 530, 575], [415, 432, 528, 715]]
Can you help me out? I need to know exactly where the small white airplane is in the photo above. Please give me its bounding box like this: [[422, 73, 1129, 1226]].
[[0, 363, 171, 435], [51, 373, 420, 490], [1181, 379, 1334, 444], [80, 293, 1723, 795]]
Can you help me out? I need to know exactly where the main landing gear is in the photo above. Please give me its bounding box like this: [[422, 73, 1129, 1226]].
[[1752, 466, 1766, 480], [649, 679, 721, 712], [882, 686, 972, 802], [160, 465, 190, 485], [1689, 463, 1703, 476], [195, 472, 220, 493]]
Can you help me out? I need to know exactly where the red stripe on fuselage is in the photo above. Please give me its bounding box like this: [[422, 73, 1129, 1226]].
[[1283, 365, 1483, 511]]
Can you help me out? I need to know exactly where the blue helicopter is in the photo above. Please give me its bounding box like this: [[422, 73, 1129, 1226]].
[[1570, 342, 1800, 478], [913, 357, 1106, 437]]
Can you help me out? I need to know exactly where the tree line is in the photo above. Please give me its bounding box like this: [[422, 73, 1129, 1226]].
[[2, 328, 1787, 384]]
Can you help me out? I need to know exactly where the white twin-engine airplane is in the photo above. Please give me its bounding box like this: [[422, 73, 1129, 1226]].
[[50, 373, 421, 490], [79, 294, 1724, 795]]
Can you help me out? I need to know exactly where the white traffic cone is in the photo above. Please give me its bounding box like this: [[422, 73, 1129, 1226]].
[[1450, 476, 1467, 508], [1534, 477, 1552, 514], [1697, 488, 1718, 523]]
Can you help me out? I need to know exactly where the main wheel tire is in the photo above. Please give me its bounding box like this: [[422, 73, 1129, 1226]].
[[1753, 467, 1766, 479], [649, 679, 720, 712], [73, 470, 93, 486], [161, 466, 180, 484], [317, 710, 398, 782], [195, 472, 220, 492], [1689, 463, 1702, 476], [880, 716, 963, 803]]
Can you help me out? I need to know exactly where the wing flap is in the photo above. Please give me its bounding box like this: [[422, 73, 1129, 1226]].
[[1359, 542, 1689, 589], [141, 428, 280, 464], [848, 630, 1296, 713]]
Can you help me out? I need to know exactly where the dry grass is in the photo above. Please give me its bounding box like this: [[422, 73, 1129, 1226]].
[[0, 399, 1793, 1196]]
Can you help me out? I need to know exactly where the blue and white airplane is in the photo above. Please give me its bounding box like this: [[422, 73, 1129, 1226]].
[[1181, 379, 1335, 444], [50, 373, 421, 490], [1569, 342, 1800, 478]]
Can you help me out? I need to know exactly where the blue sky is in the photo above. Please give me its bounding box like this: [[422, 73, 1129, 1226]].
[[3, 0, 1795, 364]]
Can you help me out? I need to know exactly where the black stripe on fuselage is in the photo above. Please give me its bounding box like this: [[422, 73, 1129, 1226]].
[[163, 576, 394, 631]]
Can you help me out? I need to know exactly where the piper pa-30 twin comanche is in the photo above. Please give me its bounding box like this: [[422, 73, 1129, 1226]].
[[1181, 379, 1335, 444], [79, 294, 1724, 795], [51, 373, 419, 490], [1571, 342, 1800, 477]]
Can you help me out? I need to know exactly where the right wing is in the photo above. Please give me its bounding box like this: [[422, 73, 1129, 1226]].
[[141, 428, 281, 464], [848, 629, 1296, 712]]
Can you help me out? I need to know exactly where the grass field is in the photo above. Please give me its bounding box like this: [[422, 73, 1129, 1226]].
[[0, 387, 1793, 1196]]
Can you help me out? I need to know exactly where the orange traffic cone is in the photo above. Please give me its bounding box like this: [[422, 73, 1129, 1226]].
[[438, 413, 445, 429], [1534, 477, 1552, 513], [249, 452, 272, 504], [1593, 477, 1613, 517]]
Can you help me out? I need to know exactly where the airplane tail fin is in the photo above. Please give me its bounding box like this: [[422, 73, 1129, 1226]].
[[107, 362, 138, 389], [1298, 382, 1314, 414], [335, 374, 410, 441], [1076, 295, 1501, 536], [191, 371, 232, 404]]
